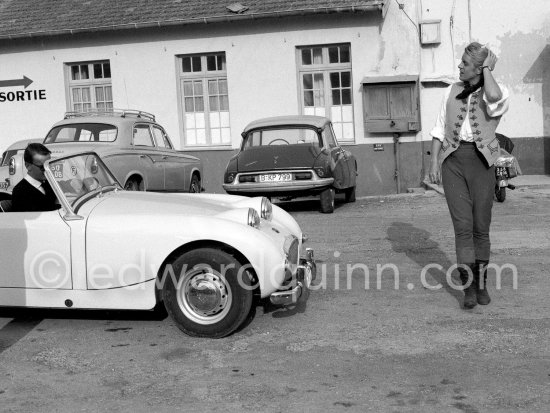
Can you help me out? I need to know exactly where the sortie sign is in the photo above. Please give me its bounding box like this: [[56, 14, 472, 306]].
[[0, 76, 47, 102]]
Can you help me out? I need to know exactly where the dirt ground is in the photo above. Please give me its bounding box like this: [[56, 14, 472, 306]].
[[0, 186, 549, 412]]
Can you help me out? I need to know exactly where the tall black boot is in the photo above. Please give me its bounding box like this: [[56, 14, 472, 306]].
[[458, 264, 477, 309], [475, 260, 491, 305]]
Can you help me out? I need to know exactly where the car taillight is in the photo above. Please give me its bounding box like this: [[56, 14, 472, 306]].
[[9, 157, 15, 175], [314, 167, 326, 178]]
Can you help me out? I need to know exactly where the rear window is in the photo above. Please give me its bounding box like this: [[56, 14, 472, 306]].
[[1, 149, 17, 166], [243, 127, 320, 150], [44, 123, 117, 143]]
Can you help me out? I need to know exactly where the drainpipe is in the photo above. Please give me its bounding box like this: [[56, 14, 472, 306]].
[[393, 132, 401, 193], [415, 0, 425, 182]]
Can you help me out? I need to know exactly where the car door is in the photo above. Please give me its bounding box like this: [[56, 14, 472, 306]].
[[132, 123, 165, 190], [151, 125, 187, 191], [0, 210, 72, 289], [322, 125, 350, 189]]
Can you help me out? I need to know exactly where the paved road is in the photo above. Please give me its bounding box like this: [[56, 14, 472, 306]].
[[1, 187, 549, 412]]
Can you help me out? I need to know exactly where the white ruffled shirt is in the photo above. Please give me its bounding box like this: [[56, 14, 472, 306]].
[[430, 84, 509, 142]]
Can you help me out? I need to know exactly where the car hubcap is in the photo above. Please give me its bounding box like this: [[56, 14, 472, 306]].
[[177, 267, 231, 324]]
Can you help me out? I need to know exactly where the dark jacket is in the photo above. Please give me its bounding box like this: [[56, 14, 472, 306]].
[[12, 178, 59, 212]]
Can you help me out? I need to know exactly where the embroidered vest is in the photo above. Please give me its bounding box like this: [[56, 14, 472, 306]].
[[439, 83, 501, 166]]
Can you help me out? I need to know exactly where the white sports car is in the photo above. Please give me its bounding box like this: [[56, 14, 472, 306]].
[[0, 152, 315, 338]]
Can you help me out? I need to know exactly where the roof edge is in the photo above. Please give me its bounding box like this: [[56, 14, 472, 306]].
[[0, 3, 385, 41]]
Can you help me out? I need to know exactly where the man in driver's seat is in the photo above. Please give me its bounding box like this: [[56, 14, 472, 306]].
[[12, 143, 60, 212]]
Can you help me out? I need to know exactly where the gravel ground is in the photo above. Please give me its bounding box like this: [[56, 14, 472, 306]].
[[0, 187, 549, 412]]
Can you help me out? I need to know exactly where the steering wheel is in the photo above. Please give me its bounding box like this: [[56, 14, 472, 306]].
[[269, 138, 290, 145]]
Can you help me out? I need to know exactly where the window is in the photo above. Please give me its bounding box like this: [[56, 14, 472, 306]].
[[361, 76, 420, 133], [322, 125, 338, 149], [243, 128, 320, 149], [133, 124, 154, 147], [178, 53, 231, 146], [152, 126, 173, 149], [297, 44, 354, 142], [66, 61, 112, 112], [1, 150, 17, 167], [44, 123, 118, 143]]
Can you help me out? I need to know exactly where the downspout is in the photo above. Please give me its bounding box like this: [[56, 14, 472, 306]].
[[416, 0, 425, 184], [394, 132, 401, 193]]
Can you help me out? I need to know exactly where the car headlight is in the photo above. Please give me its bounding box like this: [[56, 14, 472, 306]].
[[247, 208, 260, 228], [260, 197, 272, 221]]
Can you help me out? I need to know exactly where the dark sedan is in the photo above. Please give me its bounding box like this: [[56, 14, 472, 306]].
[[223, 115, 357, 213]]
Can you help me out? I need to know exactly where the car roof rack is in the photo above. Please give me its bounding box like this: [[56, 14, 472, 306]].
[[64, 108, 156, 121]]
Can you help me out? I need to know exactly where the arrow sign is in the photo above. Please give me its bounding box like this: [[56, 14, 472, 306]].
[[0, 76, 33, 89]]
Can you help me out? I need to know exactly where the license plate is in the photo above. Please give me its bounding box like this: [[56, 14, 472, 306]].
[[50, 164, 63, 179], [259, 173, 292, 182], [0, 181, 8, 190]]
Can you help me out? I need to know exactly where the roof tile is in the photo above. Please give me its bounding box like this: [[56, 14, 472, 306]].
[[0, 0, 383, 39]]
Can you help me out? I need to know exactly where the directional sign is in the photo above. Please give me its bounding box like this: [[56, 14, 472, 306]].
[[0, 76, 33, 89]]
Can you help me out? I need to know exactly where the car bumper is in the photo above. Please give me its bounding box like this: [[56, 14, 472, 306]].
[[270, 248, 316, 306], [223, 176, 334, 193]]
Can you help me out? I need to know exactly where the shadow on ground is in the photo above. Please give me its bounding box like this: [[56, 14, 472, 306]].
[[273, 195, 347, 213], [386, 221, 463, 305], [0, 304, 168, 322]]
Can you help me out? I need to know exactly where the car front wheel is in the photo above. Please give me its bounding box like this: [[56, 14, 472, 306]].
[[162, 248, 254, 338], [320, 187, 335, 213]]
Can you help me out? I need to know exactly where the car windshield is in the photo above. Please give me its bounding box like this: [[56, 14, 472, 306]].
[[44, 123, 117, 143], [48, 153, 120, 207], [243, 127, 321, 149]]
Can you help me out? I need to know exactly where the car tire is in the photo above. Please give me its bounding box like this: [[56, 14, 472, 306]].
[[162, 248, 254, 338], [320, 187, 335, 213], [345, 186, 356, 203], [495, 186, 506, 202], [189, 175, 201, 193], [124, 178, 143, 191]]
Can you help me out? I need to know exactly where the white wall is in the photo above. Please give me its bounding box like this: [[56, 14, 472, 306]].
[[419, 0, 550, 140], [0, 11, 421, 151], [0, 1, 547, 153]]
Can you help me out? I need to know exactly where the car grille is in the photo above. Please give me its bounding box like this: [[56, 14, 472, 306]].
[[284, 235, 299, 265]]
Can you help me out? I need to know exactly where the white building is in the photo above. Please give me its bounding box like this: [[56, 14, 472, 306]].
[[0, 0, 548, 195]]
